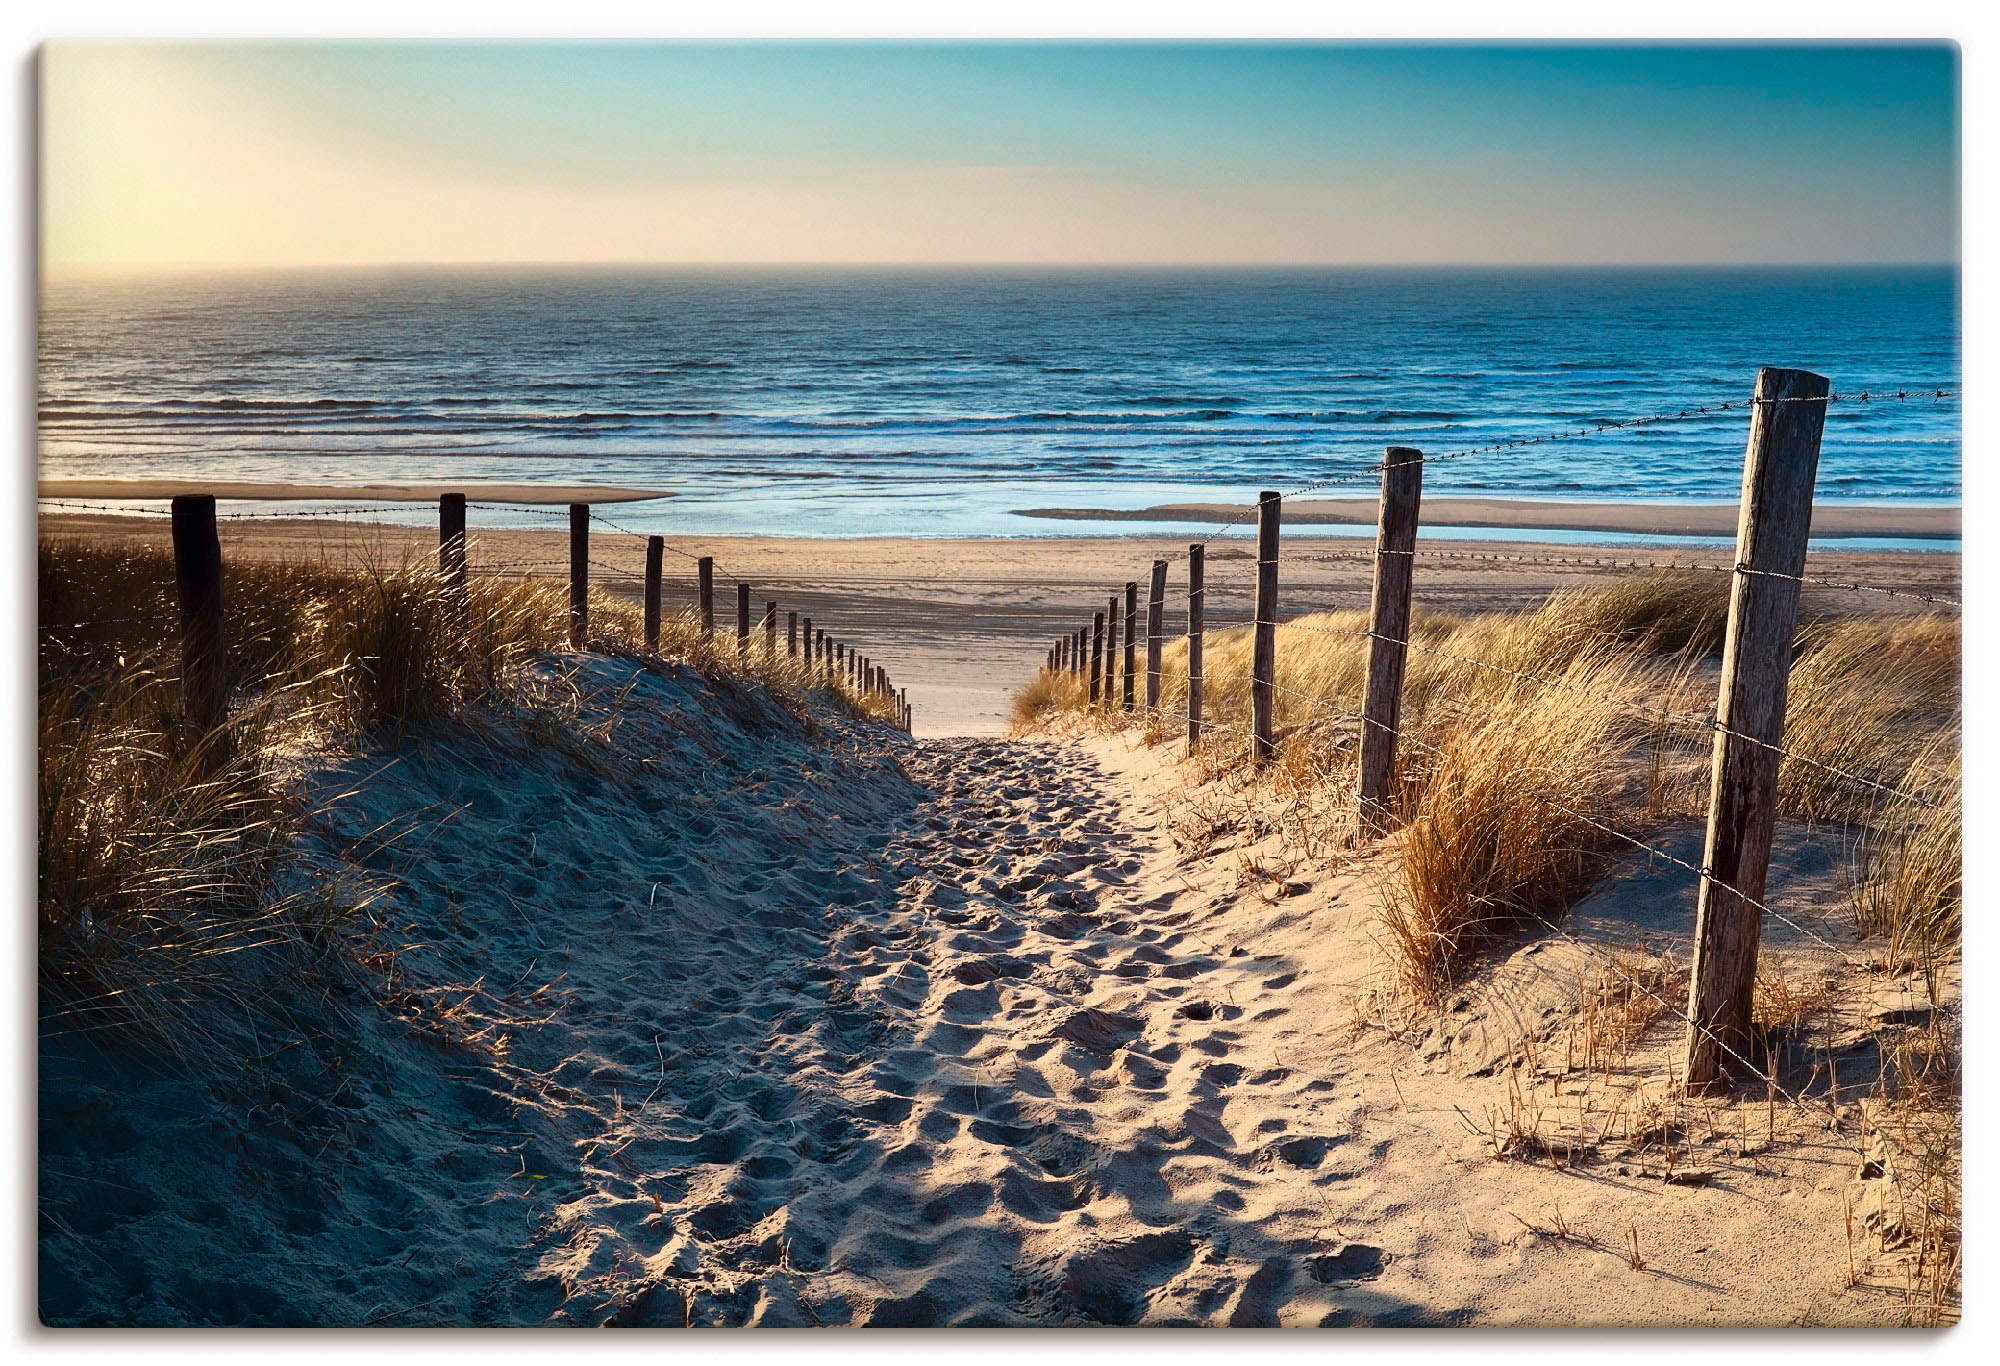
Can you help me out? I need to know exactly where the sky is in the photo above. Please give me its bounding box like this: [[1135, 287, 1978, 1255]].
[[40, 42, 1959, 270]]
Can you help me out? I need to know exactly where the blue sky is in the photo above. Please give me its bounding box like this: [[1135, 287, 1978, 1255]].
[[43, 43, 1959, 267]]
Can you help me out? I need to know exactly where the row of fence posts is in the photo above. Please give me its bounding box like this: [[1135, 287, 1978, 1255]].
[[167, 493, 913, 738], [1040, 365, 1833, 1093]]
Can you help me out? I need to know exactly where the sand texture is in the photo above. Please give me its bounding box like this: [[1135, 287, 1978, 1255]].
[[40, 659, 1936, 1326], [39, 479, 674, 504]]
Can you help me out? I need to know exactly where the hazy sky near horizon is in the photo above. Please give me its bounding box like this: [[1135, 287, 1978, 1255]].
[[42, 43, 1957, 269]]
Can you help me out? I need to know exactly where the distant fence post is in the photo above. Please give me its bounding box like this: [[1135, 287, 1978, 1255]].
[[698, 557, 715, 635], [763, 600, 778, 661], [1089, 612, 1105, 703], [643, 536, 664, 651], [1685, 366, 1830, 1091], [1122, 581, 1138, 712], [438, 493, 468, 628], [787, 610, 799, 658], [568, 502, 589, 650], [1250, 491, 1281, 764], [1187, 543, 1204, 752], [1357, 447, 1425, 835], [170, 494, 226, 736], [1145, 560, 1167, 711], [736, 583, 751, 658]]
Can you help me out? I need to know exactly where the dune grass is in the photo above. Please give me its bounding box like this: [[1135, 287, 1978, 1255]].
[[1016, 570, 1960, 1003], [38, 534, 900, 1053]]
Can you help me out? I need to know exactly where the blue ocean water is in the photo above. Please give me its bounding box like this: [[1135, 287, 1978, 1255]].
[[38, 267, 1959, 542]]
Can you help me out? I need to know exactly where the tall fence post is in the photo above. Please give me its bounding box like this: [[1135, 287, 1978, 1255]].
[[763, 600, 778, 660], [787, 610, 799, 659], [438, 492, 468, 630], [171, 494, 226, 736], [1145, 559, 1167, 711], [698, 557, 715, 635], [643, 535, 664, 651], [1187, 543, 1205, 753], [1106, 595, 1120, 712], [735, 583, 751, 658], [1685, 366, 1830, 1091], [1089, 612, 1105, 703], [568, 502, 589, 650], [1250, 491, 1281, 764], [1357, 447, 1425, 834], [1122, 581, 1138, 712]]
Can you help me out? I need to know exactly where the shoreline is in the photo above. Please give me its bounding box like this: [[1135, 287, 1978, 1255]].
[[37, 479, 676, 505], [1014, 496, 1962, 541]]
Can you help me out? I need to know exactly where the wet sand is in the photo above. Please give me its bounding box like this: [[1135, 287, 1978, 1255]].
[[38, 514, 1961, 738]]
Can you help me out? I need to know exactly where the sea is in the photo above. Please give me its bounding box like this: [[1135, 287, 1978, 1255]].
[[38, 266, 1960, 549]]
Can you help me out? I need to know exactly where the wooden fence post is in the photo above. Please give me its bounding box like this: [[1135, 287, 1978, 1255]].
[[438, 493, 468, 630], [802, 616, 813, 668], [1685, 366, 1831, 1091], [736, 583, 751, 658], [643, 535, 664, 651], [1357, 447, 1425, 834], [1122, 581, 1138, 712], [788, 610, 799, 658], [170, 494, 226, 735], [568, 502, 589, 650], [698, 557, 715, 635], [1106, 595, 1120, 712], [1145, 559, 1167, 710], [1250, 491, 1281, 764], [763, 600, 778, 660], [1187, 543, 1204, 753], [1089, 612, 1105, 703]]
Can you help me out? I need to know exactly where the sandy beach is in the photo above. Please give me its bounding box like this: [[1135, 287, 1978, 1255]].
[[38, 511, 1962, 737], [40, 479, 675, 504], [1016, 496, 1962, 541]]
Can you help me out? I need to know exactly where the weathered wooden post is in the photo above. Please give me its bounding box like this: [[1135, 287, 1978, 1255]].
[[1684, 367, 1830, 1091], [763, 600, 778, 660], [1357, 448, 1424, 834], [1250, 491, 1281, 763], [643, 535, 664, 651], [698, 557, 715, 635], [735, 583, 751, 657], [1187, 543, 1205, 752], [438, 493, 468, 632], [1122, 581, 1138, 712], [802, 616, 814, 668], [171, 494, 226, 735], [1105, 595, 1120, 712], [1145, 559, 1167, 710], [568, 502, 589, 650], [1089, 612, 1105, 703], [787, 610, 799, 659]]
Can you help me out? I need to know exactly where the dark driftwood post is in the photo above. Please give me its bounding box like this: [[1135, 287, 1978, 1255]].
[[1089, 612, 1105, 703], [698, 557, 715, 634], [171, 494, 226, 735], [735, 583, 751, 657], [1250, 491, 1281, 763], [643, 536, 664, 651], [568, 503, 589, 649], [763, 600, 778, 659], [1122, 581, 1138, 712], [1187, 543, 1205, 752], [1685, 366, 1830, 1090], [438, 493, 468, 628], [802, 616, 813, 667], [1357, 447, 1425, 834], [787, 610, 799, 658], [1145, 559, 1167, 710]]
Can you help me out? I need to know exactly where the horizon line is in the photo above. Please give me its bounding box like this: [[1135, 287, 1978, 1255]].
[[43, 258, 1963, 276]]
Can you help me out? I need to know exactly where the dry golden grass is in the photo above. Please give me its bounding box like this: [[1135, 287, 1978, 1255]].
[[38, 534, 898, 1054]]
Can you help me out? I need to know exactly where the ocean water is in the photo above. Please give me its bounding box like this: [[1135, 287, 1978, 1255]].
[[38, 267, 1959, 543]]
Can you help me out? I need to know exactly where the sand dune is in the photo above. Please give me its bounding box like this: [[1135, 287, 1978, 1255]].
[[41, 655, 1936, 1325]]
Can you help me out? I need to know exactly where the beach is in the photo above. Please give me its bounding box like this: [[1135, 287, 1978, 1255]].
[[39, 508, 1961, 736]]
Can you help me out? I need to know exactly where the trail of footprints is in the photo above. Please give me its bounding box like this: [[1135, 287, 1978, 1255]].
[[552, 736, 1395, 1327]]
